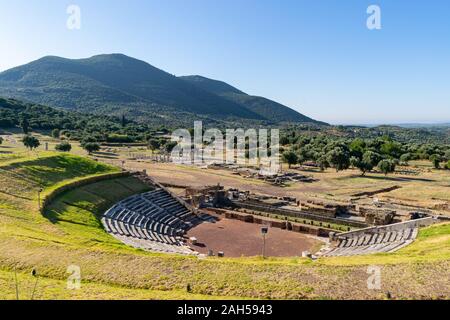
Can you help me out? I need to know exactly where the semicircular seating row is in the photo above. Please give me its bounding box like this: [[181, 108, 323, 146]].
[[321, 227, 419, 257], [102, 188, 201, 255]]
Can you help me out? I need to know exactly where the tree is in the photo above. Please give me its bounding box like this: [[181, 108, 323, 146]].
[[380, 141, 403, 159], [20, 117, 30, 134], [363, 151, 381, 168], [106, 134, 133, 143], [378, 159, 396, 176], [82, 142, 100, 155], [444, 150, 450, 161], [282, 151, 298, 168], [296, 147, 311, 165], [81, 136, 98, 145], [316, 153, 329, 171], [326, 147, 350, 172], [351, 151, 378, 176], [51, 128, 60, 139], [0, 137, 3, 145], [349, 138, 366, 158], [350, 156, 363, 170], [164, 141, 177, 154], [148, 139, 161, 153], [279, 136, 290, 146], [60, 130, 71, 139], [22, 135, 40, 150], [350, 155, 376, 176], [351, 151, 381, 176], [430, 154, 442, 169], [55, 141, 72, 152], [400, 153, 411, 165], [158, 126, 169, 134]]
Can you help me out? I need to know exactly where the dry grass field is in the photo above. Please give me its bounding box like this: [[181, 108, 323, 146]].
[[120, 160, 450, 218], [0, 133, 449, 300], [8, 131, 447, 216]]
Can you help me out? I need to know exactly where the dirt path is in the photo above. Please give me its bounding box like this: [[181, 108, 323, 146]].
[[187, 217, 323, 257]]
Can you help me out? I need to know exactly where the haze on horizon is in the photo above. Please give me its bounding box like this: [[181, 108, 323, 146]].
[[0, 0, 449, 125]]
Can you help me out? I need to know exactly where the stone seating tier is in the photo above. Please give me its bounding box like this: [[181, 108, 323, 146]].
[[102, 188, 202, 255]]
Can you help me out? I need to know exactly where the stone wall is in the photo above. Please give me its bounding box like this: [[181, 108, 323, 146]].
[[300, 199, 357, 218], [359, 207, 396, 225], [233, 201, 369, 228], [211, 208, 333, 237]]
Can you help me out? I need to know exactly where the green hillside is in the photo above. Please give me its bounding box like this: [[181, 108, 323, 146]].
[[0, 54, 321, 126], [0, 97, 155, 140], [180, 75, 326, 124], [180, 75, 245, 95]]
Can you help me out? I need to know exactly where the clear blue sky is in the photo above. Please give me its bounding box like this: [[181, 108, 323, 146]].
[[1, 0, 449, 124]]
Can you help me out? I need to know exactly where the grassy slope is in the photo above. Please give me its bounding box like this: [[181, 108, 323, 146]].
[[0, 151, 448, 299], [43, 175, 152, 249], [0, 269, 241, 300]]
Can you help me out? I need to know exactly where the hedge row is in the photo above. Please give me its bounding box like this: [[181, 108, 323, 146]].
[[40, 171, 131, 214]]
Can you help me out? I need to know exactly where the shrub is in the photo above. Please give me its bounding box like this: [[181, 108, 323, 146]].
[[378, 159, 396, 176], [282, 151, 298, 168], [164, 141, 177, 153], [106, 134, 134, 143], [51, 128, 60, 139], [82, 142, 100, 155], [22, 135, 40, 150], [55, 142, 72, 152], [148, 139, 161, 152], [430, 154, 442, 169], [326, 147, 350, 172], [445, 161, 450, 170], [400, 153, 411, 165]]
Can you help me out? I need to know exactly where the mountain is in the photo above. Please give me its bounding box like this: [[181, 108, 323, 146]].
[[0, 54, 323, 126], [180, 75, 323, 124], [180, 75, 245, 96]]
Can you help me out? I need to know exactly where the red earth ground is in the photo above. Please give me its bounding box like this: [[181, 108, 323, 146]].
[[186, 217, 324, 257]]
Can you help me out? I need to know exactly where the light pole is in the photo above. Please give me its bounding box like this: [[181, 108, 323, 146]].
[[14, 267, 19, 300], [37, 188, 43, 211], [261, 226, 268, 258], [30, 268, 39, 300]]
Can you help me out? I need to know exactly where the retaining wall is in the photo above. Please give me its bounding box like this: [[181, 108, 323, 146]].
[[209, 208, 334, 237], [233, 201, 369, 228], [40, 171, 130, 214]]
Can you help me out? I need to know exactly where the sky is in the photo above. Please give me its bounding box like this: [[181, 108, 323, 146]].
[[0, 0, 449, 125]]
